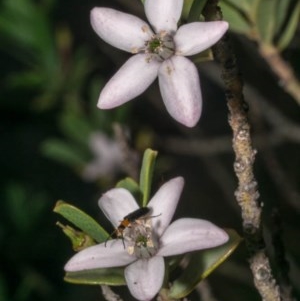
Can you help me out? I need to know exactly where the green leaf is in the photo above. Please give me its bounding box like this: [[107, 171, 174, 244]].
[[5, 184, 47, 232], [256, 0, 277, 44], [276, 1, 300, 51], [139, 149, 158, 206], [168, 229, 242, 299], [222, 0, 253, 14], [219, 1, 252, 35], [41, 139, 87, 166], [5, 70, 44, 89], [182, 0, 194, 21], [274, 0, 293, 35], [0, 0, 56, 67], [65, 48, 93, 94], [64, 267, 126, 285], [116, 177, 142, 202], [60, 111, 93, 146], [56, 222, 97, 251], [187, 0, 208, 22], [54, 201, 109, 243]]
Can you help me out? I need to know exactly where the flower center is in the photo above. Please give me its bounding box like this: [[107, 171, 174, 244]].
[[145, 31, 175, 61], [125, 219, 158, 259]]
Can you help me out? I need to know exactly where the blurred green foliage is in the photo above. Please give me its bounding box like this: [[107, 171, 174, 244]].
[[220, 0, 300, 50]]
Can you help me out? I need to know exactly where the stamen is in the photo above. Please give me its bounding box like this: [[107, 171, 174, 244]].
[[125, 219, 158, 259], [145, 32, 175, 62]]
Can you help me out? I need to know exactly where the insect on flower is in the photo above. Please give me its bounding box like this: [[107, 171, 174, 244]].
[[105, 207, 151, 248], [65, 177, 229, 301]]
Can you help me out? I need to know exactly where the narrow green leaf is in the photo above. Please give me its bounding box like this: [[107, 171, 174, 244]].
[[64, 267, 126, 286], [5, 71, 44, 88], [274, 0, 292, 34], [187, 0, 208, 22], [54, 201, 109, 243], [277, 1, 300, 51], [222, 0, 252, 14], [41, 139, 87, 166], [116, 177, 142, 202], [59, 99, 93, 145], [0, 0, 55, 66], [139, 149, 158, 206], [168, 229, 242, 299], [60, 112, 92, 146], [219, 1, 252, 35], [256, 0, 277, 44], [182, 0, 194, 21], [56, 222, 96, 251]]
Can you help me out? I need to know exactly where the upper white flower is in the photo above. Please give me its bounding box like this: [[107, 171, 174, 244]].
[[90, 0, 228, 127], [64, 177, 229, 300]]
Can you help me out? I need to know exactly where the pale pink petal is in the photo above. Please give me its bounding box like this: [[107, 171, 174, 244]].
[[125, 257, 164, 301], [99, 188, 139, 228], [98, 54, 160, 109], [158, 56, 202, 127], [90, 7, 154, 53], [147, 177, 184, 236], [82, 133, 123, 181], [175, 21, 229, 56], [144, 0, 183, 33], [64, 241, 135, 271], [157, 218, 229, 257]]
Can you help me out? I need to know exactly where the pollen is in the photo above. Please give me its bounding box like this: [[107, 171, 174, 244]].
[[166, 65, 173, 76], [141, 25, 150, 33], [125, 219, 158, 259]]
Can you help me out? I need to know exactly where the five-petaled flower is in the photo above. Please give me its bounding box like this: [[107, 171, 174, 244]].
[[90, 0, 229, 127], [64, 177, 229, 300]]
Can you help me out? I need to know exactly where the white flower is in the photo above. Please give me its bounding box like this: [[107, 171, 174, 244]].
[[82, 132, 124, 181], [90, 0, 228, 127], [64, 177, 229, 300]]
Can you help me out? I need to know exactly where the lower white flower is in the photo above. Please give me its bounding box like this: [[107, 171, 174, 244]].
[[64, 177, 229, 300]]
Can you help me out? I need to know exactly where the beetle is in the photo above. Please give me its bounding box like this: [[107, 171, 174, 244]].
[[105, 207, 151, 247]]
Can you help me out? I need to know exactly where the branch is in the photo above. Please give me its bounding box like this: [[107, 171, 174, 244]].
[[158, 82, 300, 212], [203, 2, 281, 301], [259, 44, 300, 105]]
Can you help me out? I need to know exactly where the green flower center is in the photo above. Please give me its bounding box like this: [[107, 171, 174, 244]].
[[148, 38, 162, 51], [146, 31, 175, 61]]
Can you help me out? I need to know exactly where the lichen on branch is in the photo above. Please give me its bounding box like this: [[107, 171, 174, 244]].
[[202, 1, 281, 301]]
